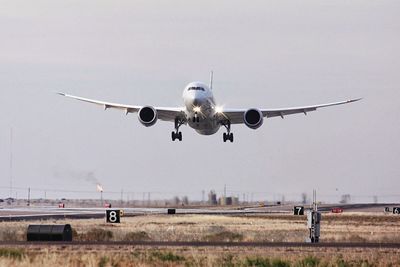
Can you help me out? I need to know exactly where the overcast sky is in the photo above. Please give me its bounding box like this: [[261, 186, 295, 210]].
[[0, 1, 399, 203]]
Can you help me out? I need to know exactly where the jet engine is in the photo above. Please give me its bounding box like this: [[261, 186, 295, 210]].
[[138, 106, 158, 127], [243, 108, 263, 129]]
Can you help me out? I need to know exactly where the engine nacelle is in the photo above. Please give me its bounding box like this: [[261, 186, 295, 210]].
[[138, 106, 157, 127], [244, 108, 263, 129]]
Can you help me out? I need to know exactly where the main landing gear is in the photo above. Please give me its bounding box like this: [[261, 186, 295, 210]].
[[223, 132, 233, 142], [171, 118, 184, 141], [221, 120, 234, 143], [171, 131, 182, 141]]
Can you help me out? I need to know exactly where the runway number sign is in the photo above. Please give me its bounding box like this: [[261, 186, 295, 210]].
[[106, 210, 121, 223], [393, 207, 400, 214], [294, 206, 304, 215]]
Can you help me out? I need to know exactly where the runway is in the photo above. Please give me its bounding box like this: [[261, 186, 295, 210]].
[[0, 206, 288, 221], [0, 203, 396, 221]]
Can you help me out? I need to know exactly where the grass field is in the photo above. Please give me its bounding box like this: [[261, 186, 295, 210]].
[[1, 213, 400, 266], [2, 213, 400, 243], [1, 245, 400, 267]]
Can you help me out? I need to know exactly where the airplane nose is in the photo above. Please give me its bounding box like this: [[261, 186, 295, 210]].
[[192, 99, 201, 107], [184, 93, 196, 102], [184, 91, 205, 109]]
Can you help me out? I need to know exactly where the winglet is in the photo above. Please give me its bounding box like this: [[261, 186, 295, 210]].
[[348, 98, 362, 103], [57, 92, 66, 96]]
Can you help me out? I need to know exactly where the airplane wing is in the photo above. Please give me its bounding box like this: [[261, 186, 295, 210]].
[[57, 93, 185, 122], [220, 98, 362, 124]]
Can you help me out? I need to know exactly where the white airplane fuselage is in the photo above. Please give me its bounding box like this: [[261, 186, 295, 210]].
[[182, 82, 220, 135]]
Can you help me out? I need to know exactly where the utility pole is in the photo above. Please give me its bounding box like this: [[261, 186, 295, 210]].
[[9, 128, 13, 198], [27, 187, 30, 206], [120, 189, 123, 206]]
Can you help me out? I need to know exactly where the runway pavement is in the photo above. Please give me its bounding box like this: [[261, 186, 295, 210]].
[[0, 203, 396, 221], [0, 206, 289, 221]]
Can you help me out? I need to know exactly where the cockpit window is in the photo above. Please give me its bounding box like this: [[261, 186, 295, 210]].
[[188, 87, 205, 91]]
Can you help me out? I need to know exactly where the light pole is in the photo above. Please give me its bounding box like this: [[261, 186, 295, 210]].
[[97, 184, 104, 206]]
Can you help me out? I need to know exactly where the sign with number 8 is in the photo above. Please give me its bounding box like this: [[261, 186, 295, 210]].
[[106, 210, 121, 223]]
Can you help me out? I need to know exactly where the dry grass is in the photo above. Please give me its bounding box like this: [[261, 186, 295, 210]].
[[1, 213, 400, 243], [123, 231, 151, 241], [0, 246, 399, 266], [1, 213, 400, 266]]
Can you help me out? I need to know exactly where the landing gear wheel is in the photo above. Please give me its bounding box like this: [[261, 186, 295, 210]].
[[223, 132, 233, 142], [171, 131, 183, 141], [229, 133, 234, 142]]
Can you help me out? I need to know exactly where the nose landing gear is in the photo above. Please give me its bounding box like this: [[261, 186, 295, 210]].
[[192, 112, 200, 123]]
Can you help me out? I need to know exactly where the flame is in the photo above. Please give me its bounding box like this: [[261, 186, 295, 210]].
[[96, 184, 103, 192]]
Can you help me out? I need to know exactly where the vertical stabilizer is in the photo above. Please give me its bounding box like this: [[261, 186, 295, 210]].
[[209, 71, 213, 90]]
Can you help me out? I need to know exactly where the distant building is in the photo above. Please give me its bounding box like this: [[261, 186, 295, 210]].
[[232, 197, 239, 205], [340, 194, 351, 204], [219, 196, 230, 205], [219, 196, 239, 206], [208, 190, 217, 205]]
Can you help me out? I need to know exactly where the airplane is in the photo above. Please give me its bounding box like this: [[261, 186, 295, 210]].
[[58, 73, 361, 142]]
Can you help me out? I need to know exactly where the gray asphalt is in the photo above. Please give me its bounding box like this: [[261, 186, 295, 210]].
[[0, 203, 397, 222]]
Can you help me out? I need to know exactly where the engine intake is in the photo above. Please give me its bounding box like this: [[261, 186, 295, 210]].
[[138, 106, 157, 127], [244, 108, 263, 129]]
